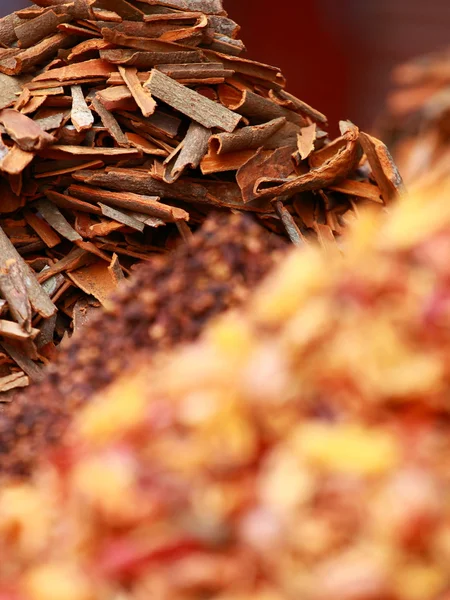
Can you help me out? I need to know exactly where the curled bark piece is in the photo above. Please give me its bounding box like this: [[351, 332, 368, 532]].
[[237, 146, 296, 204], [15, 9, 69, 49], [210, 117, 286, 154], [254, 123, 361, 202], [200, 148, 256, 175], [70, 85, 94, 132], [146, 69, 241, 132], [163, 121, 210, 183]]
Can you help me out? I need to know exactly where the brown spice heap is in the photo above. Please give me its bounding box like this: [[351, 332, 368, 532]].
[[0, 0, 402, 389], [380, 47, 450, 187], [0, 212, 285, 477], [1, 188, 450, 599]]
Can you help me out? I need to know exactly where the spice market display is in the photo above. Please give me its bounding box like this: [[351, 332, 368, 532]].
[[380, 47, 450, 188], [0, 212, 286, 477], [0, 188, 449, 599], [0, 0, 404, 391]]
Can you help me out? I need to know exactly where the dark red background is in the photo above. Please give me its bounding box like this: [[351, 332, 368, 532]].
[[3, 1, 450, 130]]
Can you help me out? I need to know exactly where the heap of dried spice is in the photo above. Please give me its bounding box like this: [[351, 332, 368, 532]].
[[380, 47, 450, 187], [1, 187, 450, 600], [0, 212, 285, 477], [0, 0, 403, 391]]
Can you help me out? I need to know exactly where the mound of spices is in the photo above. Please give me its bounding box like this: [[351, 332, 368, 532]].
[[0, 212, 286, 477], [1, 188, 450, 600], [380, 47, 450, 187], [0, 0, 403, 390]]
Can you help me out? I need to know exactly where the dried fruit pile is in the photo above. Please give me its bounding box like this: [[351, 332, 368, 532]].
[[1, 189, 450, 599], [0, 213, 285, 477], [380, 47, 450, 187], [0, 0, 402, 391]]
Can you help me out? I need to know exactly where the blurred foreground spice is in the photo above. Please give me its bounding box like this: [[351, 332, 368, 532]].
[[0, 213, 285, 476], [0, 0, 402, 388], [380, 47, 450, 188], [1, 188, 450, 599]]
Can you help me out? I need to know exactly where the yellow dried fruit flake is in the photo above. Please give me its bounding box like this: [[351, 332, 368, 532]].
[[23, 563, 93, 600], [394, 564, 446, 600], [294, 423, 400, 476], [76, 373, 148, 445]]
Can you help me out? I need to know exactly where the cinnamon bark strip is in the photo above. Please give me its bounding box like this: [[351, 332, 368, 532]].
[[95, 0, 145, 21], [210, 117, 286, 154], [70, 85, 94, 132], [208, 15, 240, 38], [100, 49, 203, 68], [98, 203, 146, 232], [98, 16, 204, 40], [39, 146, 140, 159], [107, 253, 124, 286], [44, 189, 102, 216], [274, 200, 305, 246], [296, 123, 317, 161], [0, 341, 44, 382], [67, 261, 118, 305], [146, 69, 241, 132], [7, 33, 75, 75], [222, 87, 306, 127], [125, 132, 168, 156], [35, 198, 82, 242], [23, 208, 62, 248], [33, 58, 112, 83], [101, 28, 194, 54], [69, 183, 189, 222], [0, 145, 34, 175], [200, 148, 256, 175], [0, 109, 54, 152], [328, 179, 384, 204], [156, 62, 234, 80], [140, 0, 225, 16], [34, 158, 103, 178], [270, 89, 328, 126], [0, 225, 55, 321], [359, 132, 405, 204], [0, 320, 39, 342], [0, 73, 24, 111], [96, 86, 136, 112], [15, 9, 69, 49], [91, 97, 128, 147], [118, 66, 156, 118], [163, 121, 210, 183]]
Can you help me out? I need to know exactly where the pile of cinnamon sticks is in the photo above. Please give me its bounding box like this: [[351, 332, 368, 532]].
[[0, 0, 403, 393]]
